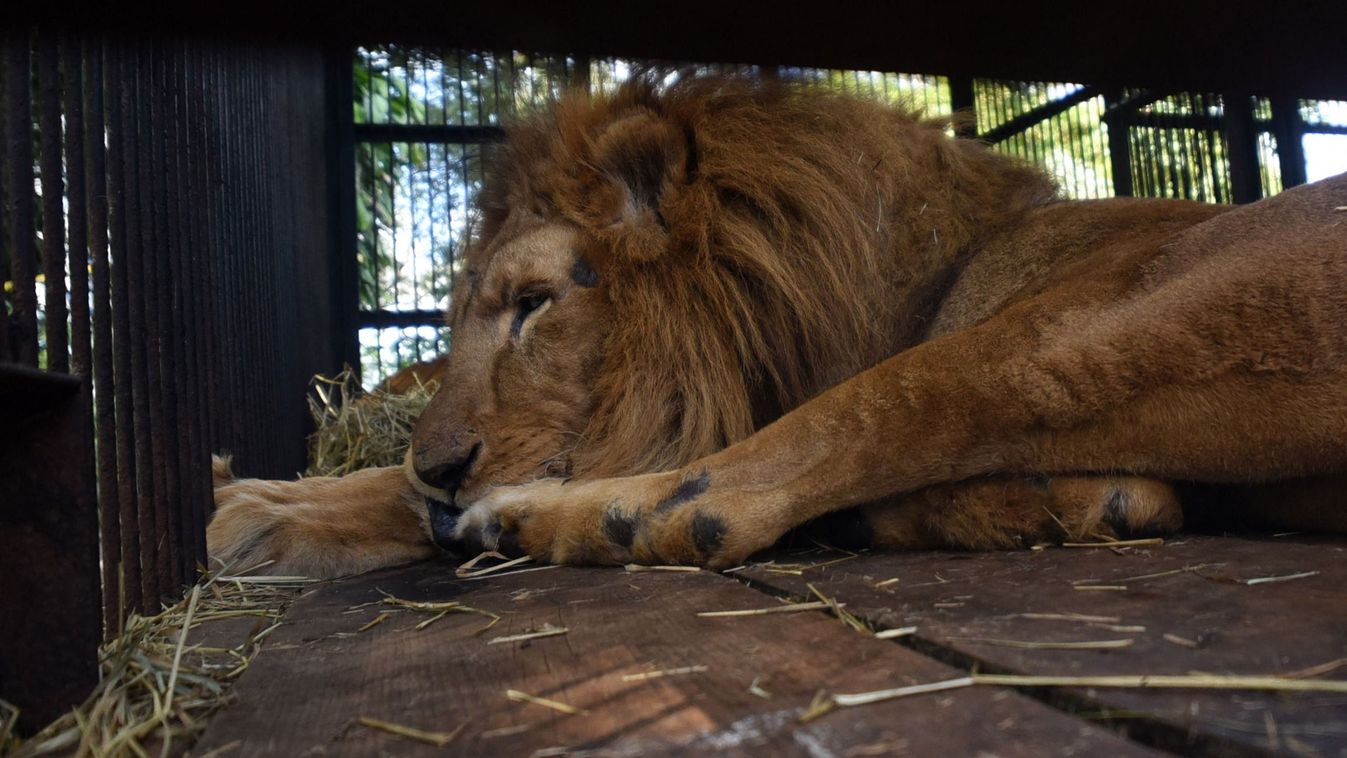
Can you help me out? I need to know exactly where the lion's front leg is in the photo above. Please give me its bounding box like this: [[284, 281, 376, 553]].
[[208, 463, 437, 578]]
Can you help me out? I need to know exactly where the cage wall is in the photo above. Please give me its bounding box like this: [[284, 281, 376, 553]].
[[0, 30, 338, 729]]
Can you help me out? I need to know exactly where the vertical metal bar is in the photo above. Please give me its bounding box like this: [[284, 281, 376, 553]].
[[182, 42, 210, 571], [83, 37, 123, 634], [186, 45, 206, 577], [150, 43, 184, 592], [164, 45, 187, 587], [105, 41, 143, 616], [137, 41, 175, 597], [1156, 101, 1179, 198], [1139, 100, 1160, 197], [1174, 103, 1197, 201], [1270, 95, 1307, 189], [221, 49, 241, 461], [237, 50, 254, 464], [165, 41, 190, 583], [64, 35, 90, 414], [64, 35, 110, 637], [4, 29, 39, 367], [213, 47, 242, 464], [255, 55, 279, 471], [191, 44, 222, 490], [329, 46, 360, 373], [38, 37, 69, 374], [172, 41, 206, 579], [947, 75, 976, 139], [241, 52, 264, 470], [1109, 93, 1131, 193], [200, 46, 224, 459], [1132, 99, 1152, 197], [267, 55, 289, 473], [122, 41, 162, 610], [1212, 93, 1233, 203], [236, 51, 258, 469]]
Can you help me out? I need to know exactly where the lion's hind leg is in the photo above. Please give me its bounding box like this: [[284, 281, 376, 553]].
[[842, 475, 1183, 550]]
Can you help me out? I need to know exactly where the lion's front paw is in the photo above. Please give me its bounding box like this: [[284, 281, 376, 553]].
[[455, 471, 779, 568]]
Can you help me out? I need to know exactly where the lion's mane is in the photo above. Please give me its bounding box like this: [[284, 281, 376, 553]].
[[475, 76, 1058, 479]]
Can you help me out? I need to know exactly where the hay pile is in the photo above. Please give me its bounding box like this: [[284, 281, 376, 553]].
[[6, 568, 309, 757], [305, 369, 437, 477]]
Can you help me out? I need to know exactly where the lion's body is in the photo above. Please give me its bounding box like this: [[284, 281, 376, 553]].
[[210, 78, 1347, 578]]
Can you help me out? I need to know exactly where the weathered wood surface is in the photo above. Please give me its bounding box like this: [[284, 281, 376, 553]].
[[193, 558, 1158, 756], [744, 535, 1347, 756]]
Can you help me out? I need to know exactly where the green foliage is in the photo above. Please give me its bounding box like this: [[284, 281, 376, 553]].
[[355, 49, 429, 310]]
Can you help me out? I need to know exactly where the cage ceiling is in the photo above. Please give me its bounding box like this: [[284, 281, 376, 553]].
[[14, 0, 1347, 99]]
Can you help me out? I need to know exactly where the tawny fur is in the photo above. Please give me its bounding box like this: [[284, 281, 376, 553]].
[[210, 76, 1347, 577]]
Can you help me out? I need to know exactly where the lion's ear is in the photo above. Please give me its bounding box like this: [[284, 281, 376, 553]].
[[590, 112, 690, 234]]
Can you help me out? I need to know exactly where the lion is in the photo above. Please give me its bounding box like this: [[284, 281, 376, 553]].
[[209, 75, 1347, 578]]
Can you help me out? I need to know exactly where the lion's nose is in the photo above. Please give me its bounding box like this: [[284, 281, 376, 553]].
[[413, 439, 481, 493]]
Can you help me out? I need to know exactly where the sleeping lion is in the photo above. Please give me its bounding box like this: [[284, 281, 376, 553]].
[[210, 76, 1347, 578]]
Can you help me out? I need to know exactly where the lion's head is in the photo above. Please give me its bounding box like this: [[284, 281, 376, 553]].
[[407, 75, 1055, 547]]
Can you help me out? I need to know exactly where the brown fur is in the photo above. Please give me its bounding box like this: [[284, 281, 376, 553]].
[[210, 76, 1347, 577]]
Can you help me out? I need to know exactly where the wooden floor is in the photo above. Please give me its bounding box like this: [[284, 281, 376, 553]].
[[194, 534, 1347, 756]]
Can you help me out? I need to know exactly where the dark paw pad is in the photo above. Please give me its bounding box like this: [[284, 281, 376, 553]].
[[690, 512, 726, 556], [603, 505, 639, 550], [497, 529, 524, 558], [656, 469, 711, 513]]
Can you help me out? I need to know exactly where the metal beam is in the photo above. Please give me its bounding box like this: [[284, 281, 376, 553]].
[[980, 85, 1101, 145], [358, 309, 449, 328], [13, 3, 1347, 100], [1101, 89, 1162, 123], [353, 122, 504, 144]]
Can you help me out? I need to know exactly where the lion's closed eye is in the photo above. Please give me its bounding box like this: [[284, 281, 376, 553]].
[[510, 293, 551, 339]]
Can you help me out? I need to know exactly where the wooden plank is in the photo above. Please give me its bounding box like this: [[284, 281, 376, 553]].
[[194, 559, 1160, 756], [743, 535, 1347, 755]]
